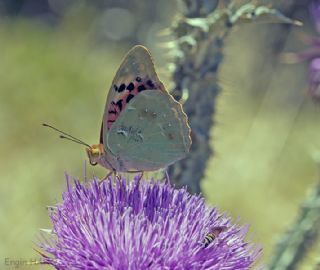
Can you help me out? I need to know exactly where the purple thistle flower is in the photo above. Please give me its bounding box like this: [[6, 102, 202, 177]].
[[309, 58, 320, 101], [307, 1, 320, 101], [38, 174, 261, 269], [282, 1, 320, 102], [310, 0, 320, 34]]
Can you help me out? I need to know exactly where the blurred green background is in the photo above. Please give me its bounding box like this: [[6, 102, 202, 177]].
[[0, 0, 319, 269]]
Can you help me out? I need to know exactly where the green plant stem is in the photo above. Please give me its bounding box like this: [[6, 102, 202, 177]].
[[268, 180, 320, 270], [168, 0, 300, 193]]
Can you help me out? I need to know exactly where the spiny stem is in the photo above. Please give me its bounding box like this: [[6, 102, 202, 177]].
[[168, 0, 300, 193], [268, 179, 320, 270]]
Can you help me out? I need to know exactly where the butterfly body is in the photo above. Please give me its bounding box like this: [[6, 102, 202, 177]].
[[85, 45, 191, 173]]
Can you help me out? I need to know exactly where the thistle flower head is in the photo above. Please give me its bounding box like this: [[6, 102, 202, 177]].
[[310, 0, 320, 33], [281, 1, 320, 102], [309, 58, 320, 101], [39, 174, 261, 269]]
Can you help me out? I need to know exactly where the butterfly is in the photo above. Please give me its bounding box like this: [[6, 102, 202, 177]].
[[44, 45, 191, 175]]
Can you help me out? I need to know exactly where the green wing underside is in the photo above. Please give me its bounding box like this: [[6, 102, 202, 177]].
[[106, 90, 191, 171]]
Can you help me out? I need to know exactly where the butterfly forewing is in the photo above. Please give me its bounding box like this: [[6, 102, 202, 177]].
[[102, 45, 166, 143], [106, 90, 191, 171]]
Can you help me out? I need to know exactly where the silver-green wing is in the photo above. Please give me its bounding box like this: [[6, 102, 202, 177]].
[[106, 90, 191, 171]]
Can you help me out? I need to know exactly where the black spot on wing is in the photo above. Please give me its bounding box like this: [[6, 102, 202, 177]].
[[108, 110, 117, 114], [126, 94, 134, 103], [118, 84, 126, 92], [136, 77, 142, 82], [138, 85, 146, 92], [116, 100, 123, 111], [114, 85, 118, 92], [147, 80, 154, 88], [126, 82, 134, 91]]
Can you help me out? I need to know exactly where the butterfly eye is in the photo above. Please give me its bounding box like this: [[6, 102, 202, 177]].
[[91, 148, 100, 155]]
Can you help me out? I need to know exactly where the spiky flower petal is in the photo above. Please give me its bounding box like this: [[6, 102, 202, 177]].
[[39, 175, 261, 269], [309, 58, 320, 101]]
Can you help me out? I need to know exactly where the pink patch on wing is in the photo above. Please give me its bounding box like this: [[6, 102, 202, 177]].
[[106, 77, 162, 129]]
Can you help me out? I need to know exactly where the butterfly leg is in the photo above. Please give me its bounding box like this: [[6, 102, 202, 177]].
[[160, 170, 170, 182], [99, 170, 114, 185], [126, 170, 144, 181], [137, 171, 144, 181], [114, 171, 121, 181]]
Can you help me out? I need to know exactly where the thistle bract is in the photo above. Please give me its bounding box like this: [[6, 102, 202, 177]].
[[39, 175, 261, 269]]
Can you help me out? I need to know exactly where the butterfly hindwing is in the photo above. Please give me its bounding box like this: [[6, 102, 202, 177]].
[[105, 90, 191, 171], [102, 45, 166, 143]]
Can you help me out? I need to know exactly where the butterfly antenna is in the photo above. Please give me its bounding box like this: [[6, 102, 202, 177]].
[[42, 123, 91, 148], [58, 135, 91, 147]]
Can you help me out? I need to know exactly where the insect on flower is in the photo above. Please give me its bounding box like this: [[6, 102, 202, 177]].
[[38, 175, 262, 269], [203, 226, 227, 248], [44, 45, 191, 178]]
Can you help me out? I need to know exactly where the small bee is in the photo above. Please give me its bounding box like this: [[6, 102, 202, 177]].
[[203, 226, 227, 248]]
